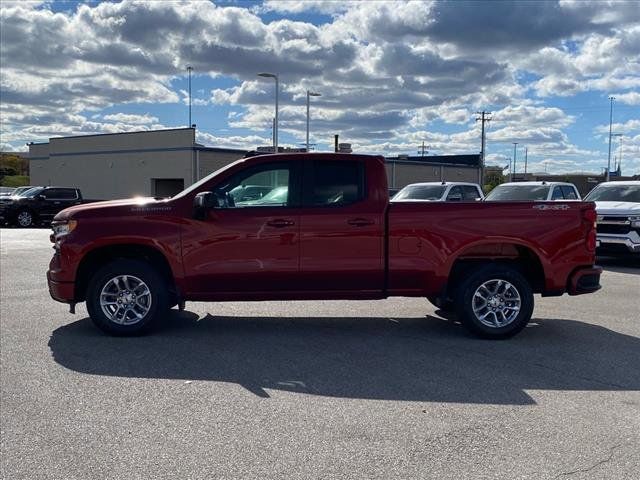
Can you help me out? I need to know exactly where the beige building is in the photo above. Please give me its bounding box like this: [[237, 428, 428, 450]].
[[385, 154, 481, 189], [29, 128, 247, 199]]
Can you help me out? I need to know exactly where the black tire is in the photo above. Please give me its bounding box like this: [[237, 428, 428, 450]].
[[86, 259, 169, 336], [15, 209, 35, 227], [454, 264, 534, 339], [427, 295, 455, 312]]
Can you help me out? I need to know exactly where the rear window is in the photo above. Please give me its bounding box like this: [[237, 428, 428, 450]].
[[485, 185, 550, 201]]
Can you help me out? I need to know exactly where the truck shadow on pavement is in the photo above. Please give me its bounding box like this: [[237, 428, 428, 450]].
[[48, 312, 640, 405]]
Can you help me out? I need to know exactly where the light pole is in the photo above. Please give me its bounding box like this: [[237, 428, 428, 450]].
[[524, 146, 528, 175], [187, 66, 193, 127], [606, 96, 615, 181], [306, 90, 321, 152], [613, 133, 623, 175], [512, 142, 518, 181], [258, 73, 279, 152]]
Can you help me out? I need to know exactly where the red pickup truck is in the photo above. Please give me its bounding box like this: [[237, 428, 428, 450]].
[[47, 153, 601, 339]]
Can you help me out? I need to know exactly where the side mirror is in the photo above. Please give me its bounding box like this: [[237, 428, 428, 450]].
[[194, 190, 233, 219], [194, 191, 219, 210], [448, 194, 462, 202], [38, 194, 46, 200]]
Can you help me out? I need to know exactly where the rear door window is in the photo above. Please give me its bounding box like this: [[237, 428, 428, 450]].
[[306, 160, 364, 206], [43, 189, 77, 200]]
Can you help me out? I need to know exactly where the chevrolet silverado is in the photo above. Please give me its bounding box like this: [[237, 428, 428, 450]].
[[47, 153, 601, 339]]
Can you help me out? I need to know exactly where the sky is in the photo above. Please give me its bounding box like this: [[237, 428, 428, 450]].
[[1, 0, 639, 175]]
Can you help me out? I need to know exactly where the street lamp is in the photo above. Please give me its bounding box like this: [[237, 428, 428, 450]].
[[613, 133, 623, 174], [258, 73, 279, 152], [512, 142, 518, 181], [306, 90, 321, 152], [606, 96, 615, 181]]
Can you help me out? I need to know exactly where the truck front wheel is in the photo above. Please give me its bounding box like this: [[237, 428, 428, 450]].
[[86, 259, 168, 336], [455, 265, 534, 339]]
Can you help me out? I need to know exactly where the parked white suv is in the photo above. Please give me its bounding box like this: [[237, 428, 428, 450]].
[[484, 181, 581, 201], [583, 181, 640, 254], [391, 182, 484, 202]]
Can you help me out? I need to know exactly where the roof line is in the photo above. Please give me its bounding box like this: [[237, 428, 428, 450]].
[[43, 127, 195, 141]]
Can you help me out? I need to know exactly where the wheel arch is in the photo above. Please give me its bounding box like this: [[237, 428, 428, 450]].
[[442, 241, 547, 300], [74, 243, 178, 302]]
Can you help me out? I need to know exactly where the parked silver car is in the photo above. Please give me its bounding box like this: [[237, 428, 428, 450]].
[[584, 181, 640, 254], [391, 182, 484, 202], [485, 181, 580, 201]]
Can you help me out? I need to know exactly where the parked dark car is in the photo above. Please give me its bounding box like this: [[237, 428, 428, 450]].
[[0, 186, 84, 227]]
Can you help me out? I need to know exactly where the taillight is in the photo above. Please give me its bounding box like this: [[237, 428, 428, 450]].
[[582, 207, 597, 252], [582, 208, 597, 224]]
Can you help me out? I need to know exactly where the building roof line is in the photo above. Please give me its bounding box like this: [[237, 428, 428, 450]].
[[41, 127, 195, 142]]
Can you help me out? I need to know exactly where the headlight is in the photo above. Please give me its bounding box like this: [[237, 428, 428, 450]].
[[51, 220, 78, 238], [630, 216, 640, 228]]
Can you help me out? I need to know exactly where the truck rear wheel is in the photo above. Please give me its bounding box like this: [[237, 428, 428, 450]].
[[86, 259, 168, 336], [455, 265, 533, 339]]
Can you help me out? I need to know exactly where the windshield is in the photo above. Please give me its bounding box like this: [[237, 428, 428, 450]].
[[12, 186, 33, 196], [172, 157, 246, 199], [584, 184, 640, 203], [21, 187, 44, 198], [392, 185, 446, 201], [485, 185, 550, 201]]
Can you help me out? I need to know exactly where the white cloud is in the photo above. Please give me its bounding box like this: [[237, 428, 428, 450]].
[[594, 119, 640, 135], [196, 131, 272, 150], [102, 113, 159, 124], [614, 92, 640, 105]]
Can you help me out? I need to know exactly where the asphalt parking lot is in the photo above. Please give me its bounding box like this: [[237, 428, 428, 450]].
[[1, 228, 639, 479]]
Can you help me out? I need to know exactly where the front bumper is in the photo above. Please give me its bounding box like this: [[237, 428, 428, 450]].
[[47, 272, 75, 303], [567, 266, 603, 296], [596, 231, 640, 253]]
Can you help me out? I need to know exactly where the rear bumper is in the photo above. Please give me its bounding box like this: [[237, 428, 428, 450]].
[[47, 272, 75, 303], [567, 266, 603, 296]]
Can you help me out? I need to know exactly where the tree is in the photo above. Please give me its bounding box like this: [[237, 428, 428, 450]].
[[0, 153, 30, 186]]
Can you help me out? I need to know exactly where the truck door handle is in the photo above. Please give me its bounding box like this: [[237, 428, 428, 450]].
[[347, 218, 374, 227], [266, 219, 295, 228]]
